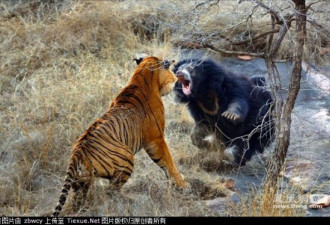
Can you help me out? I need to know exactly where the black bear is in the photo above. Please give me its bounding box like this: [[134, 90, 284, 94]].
[[173, 58, 274, 166]]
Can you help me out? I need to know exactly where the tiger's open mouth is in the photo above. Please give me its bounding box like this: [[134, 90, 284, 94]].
[[176, 71, 192, 95]]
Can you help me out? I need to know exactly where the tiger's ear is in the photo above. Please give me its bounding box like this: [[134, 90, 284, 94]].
[[134, 57, 144, 65], [133, 53, 149, 65]]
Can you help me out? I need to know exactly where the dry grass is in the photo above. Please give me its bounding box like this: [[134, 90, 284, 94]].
[[0, 0, 327, 217], [0, 0, 227, 216], [227, 179, 307, 216]]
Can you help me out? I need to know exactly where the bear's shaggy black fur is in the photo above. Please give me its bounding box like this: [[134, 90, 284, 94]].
[[173, 58, 274, 166]]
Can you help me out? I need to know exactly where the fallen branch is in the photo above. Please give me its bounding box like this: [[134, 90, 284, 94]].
[[203, 43, 265, 57], [176, 41, 265, 57], [232, 28, 280, 45]]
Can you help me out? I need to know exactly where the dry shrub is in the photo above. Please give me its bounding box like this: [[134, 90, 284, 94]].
[[0, 0, 232, 216], [171, 0, 330, 62]]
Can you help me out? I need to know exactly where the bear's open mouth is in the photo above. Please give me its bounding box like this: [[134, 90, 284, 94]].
[[176, 73, 191, 95]]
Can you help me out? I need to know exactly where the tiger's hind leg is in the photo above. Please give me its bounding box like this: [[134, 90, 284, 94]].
[[71, 176, 92, 213], [145, 138, 189, 189], [106, 144, 134, 199], [107, 170, 134, 201], [109, 170, 132, 191]]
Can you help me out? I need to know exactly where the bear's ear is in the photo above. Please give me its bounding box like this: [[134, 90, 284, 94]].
[[163, 59, 175, 70], [133, 57, 144, 65]]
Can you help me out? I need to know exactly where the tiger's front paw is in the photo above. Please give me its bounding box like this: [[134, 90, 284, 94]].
[[173, 174, 191, 193]]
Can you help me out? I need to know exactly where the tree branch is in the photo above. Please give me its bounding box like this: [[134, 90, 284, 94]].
[[262, 0, 307, 215], [306, 0, 326, 10], [246, 0, 283, 24], [232, 28, 280, 45], [307, 18, 330, 35], [194, 0, 220, 10], [268, 15, 293, 57]]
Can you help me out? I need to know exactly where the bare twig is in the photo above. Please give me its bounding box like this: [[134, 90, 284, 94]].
[[194, 0, 220, 10], [246, 0, 283, 24]]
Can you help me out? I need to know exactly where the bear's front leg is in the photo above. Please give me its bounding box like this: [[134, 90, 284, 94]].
[[221, 101, 247, 124]]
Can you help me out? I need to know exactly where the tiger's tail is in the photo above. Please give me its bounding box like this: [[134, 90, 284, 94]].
[[52, 153, 80, 217]]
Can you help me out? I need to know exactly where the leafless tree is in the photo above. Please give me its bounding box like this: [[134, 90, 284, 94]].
[[260, 0, 307, 214]]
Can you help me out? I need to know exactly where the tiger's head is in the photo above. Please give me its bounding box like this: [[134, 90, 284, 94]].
[[133, 56, 177, 96]]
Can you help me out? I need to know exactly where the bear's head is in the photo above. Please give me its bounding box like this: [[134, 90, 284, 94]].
[[172, 59, 224, 98]]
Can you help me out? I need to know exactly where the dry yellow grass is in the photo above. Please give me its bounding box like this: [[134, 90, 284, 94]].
[[0, 0, 227, 216], [0, 0, 328, 217]]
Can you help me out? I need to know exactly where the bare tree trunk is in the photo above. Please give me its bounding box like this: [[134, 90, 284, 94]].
[[262, 0, 307, 215]]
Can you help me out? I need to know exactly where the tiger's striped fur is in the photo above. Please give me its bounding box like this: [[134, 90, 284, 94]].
[[52, 56, 188, 217]]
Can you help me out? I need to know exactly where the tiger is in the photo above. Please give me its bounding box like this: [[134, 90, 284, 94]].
[[52, 56, 189, 217]]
